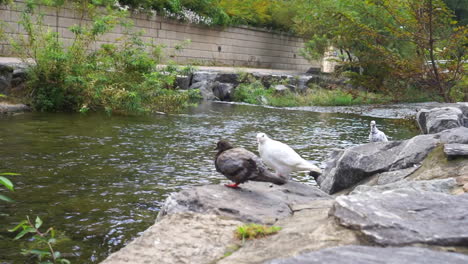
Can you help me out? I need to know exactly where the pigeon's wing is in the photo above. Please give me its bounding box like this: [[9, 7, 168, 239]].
[[216, 148, 257, 183], [266, 140, 308, 167], [378, 131, 388, 142]]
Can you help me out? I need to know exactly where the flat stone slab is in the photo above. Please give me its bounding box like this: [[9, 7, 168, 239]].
[[158, 181, 330, 224], [267, 245, 468, 264], [332, 189, 468, 246], [444, 143, 468, 159], [218, 200, 360, 264], [101, 213, 242, 264]]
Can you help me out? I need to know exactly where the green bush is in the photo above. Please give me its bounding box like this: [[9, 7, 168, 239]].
[[12, 0, 199, 114]]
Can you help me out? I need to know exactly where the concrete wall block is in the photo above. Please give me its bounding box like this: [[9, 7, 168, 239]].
[[59, 27, 75, 39], [58, 8, 74, 18], [58, 17, 77, 28], [42, 15, 58, 27], [0, 9, 11, 22], [165, 30, 177, 39], [12, 2, 26, 12]]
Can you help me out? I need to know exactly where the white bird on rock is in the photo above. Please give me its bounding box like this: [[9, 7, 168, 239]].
[[256, 133, 322, 181], [369, 120, 388, 142]]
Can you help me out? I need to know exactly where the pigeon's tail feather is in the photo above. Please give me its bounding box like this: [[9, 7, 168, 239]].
[[247, 159, 287, 185], [252, 171, 287, 185], [295, 162, 322, 174]]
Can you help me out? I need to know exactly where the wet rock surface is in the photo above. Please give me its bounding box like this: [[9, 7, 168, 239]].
[[332, 189, 468, 246], [157, 181, 330, 224], [267, 245, 468, 264]]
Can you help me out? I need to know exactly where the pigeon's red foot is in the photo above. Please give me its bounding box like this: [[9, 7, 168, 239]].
[[225, 183, 240, 189]]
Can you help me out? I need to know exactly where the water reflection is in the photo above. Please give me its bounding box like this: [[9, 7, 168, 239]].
[[0, 102, 418, 263]]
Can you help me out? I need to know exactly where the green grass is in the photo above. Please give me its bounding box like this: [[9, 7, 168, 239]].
[[235, 224, 282, 240], [232, 81, 437, 107]]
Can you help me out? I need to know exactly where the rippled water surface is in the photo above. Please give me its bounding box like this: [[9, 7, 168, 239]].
[[0, 102, 418, 263]]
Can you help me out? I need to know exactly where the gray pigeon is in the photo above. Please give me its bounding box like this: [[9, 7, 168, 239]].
[[215, 140, 287, 188], [369, 120, 388, 142]]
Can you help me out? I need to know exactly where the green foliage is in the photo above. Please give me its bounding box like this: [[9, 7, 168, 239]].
[[294, 0, 467, 102], [0, 172, 18, 203], [9, 216, 70, 264], [232, 81, 272, 105], [11, 0, 199, 114], [235, 224, 282, 241]]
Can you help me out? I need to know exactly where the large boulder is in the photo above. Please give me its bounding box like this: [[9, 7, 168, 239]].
[[331, 189, 468, 246], [157, 181, 330, 224], [318, 127, 468, 194], [0, 64, 14, 95], [191, 71, 217, 83], [267, 245, 468, 264], [212, 82, 234, 101], [214, 73, 239, 85], [190, 80, 216, 100], [417, 106, 465, 134], [101, 213, 242, 264]]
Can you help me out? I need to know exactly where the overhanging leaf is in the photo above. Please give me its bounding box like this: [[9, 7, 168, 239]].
[[0, 176, 14, 191]]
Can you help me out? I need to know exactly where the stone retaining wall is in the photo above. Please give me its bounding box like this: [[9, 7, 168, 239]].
[[0, 0, 318, 71]]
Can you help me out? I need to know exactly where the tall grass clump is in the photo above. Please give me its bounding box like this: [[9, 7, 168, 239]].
[[235, 224, 282, 241], [10, 0, 198, 114]]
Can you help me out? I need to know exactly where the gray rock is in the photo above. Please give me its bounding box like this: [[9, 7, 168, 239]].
[[190, 80, 216, 100], [318, 140, 407, 194], [318, 127, 468, 194], [214, 73, 239, 85], [444, 143, 468, 159], [212, 82, 234, 101], [439, 127, 468, 144], [175, 75, 191, 90], [389, 134, 439, 170], [0, 103, 30, 114], [295, 76, 312, 91], [218, 200, 360, 264], [267, 245, 468, 264], [332, 189, 468, 246], [0, 64, 14, 95], [351, 178, 457, 195], [272, 84, 289, 93], [417, 107, 464, 134], [101, 213, 242, 264], [157, 181, 330, 224], [191, 71, 217, 83], [376, 166, 419, 185], [260, 74, 288, 88]]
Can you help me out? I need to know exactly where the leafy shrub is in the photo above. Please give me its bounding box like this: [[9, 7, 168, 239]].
[[232, 81, 271, 105], [12, 0, 198, 114]]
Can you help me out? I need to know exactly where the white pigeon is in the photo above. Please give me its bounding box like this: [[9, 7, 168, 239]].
[[369, 120, 388, 142], [256, 133, 322, 180]]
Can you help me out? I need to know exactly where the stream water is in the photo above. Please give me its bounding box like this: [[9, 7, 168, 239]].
[[0, 102, 418, 263]]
